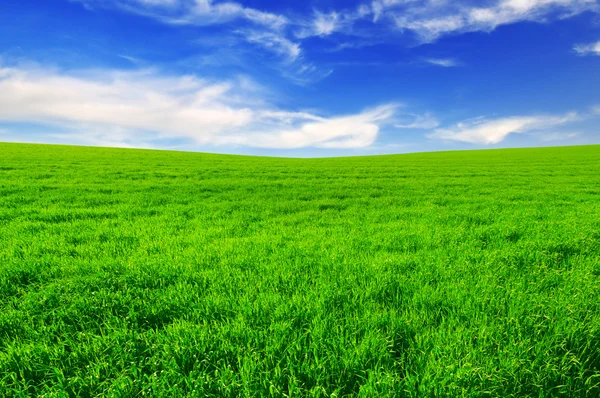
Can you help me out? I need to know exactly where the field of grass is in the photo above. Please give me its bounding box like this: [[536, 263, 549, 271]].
[[0, 142, 599, 397]]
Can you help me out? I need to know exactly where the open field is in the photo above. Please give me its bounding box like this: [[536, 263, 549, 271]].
[[1, 143, 599, 397]]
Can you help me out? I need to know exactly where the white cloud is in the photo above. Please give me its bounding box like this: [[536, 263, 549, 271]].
[[429, 113, 579, 144], [574, 40, 600, 55], [348, 0, 598, 44], [424, 58, 461, 67], [223, 104, 398, 149], [390, 0, 599, 42], [277, 62, 334, 86], [75, 0, 296, 65], [76, 0, 600, 51], [339, 0, 600, 43], [117, 54, 144, 65], [241, 30, 301, 61], [296, 11, 341, 38], [0, 66, 252, 142], [0, 64, 398, 149], [295, 4, 374, 40], [72, 0, 599, 82], [312, 11, 340, 36], [371, 0, 413, 22], [92, 0, 288, 29]]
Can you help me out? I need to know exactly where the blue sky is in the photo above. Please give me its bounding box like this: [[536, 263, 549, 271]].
[[0, 0, 599, 156]]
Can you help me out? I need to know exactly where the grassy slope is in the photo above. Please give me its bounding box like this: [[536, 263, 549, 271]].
[[0, 143, 599, 397]]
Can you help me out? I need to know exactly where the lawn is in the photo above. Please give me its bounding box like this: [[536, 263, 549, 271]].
[[1, 143, 599, 397]]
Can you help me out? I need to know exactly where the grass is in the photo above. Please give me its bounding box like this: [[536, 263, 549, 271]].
[[0, 142, 599, 397]]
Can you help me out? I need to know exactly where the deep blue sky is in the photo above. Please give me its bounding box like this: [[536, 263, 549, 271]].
[[1, 0, 599, 156]]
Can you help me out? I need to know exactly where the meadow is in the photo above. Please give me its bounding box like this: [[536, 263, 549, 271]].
[[0, 142, 599, 397]]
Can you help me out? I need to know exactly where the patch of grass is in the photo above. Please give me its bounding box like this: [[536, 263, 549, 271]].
[[1, 143, 599, 397]]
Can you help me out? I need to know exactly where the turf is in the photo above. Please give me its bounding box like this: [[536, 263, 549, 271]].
[[1, 142, 599, 397]]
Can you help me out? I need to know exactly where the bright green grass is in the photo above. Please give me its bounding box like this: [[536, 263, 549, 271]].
[[1, 143, 599, 397]]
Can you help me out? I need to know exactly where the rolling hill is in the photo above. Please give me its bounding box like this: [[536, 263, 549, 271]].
[[1, 143, 599, 396]]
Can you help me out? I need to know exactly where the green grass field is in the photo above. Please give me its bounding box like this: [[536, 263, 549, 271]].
[[1, 143, 599, 397]]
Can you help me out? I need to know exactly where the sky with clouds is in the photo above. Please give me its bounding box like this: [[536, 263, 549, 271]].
[[0, 0, 599, 156]]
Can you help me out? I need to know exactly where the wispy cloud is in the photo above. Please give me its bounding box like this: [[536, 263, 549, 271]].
[[77, 0, 287, 29], [424, 58, 461, 67], [74, 0, 600, 49], [117, 54, 144, 65], [574, 40, 600, 56], [297, 11, 340, 38], [429, 113, 579, 144], [71, 0, 599, 84], [241, 30, 301, 62], [388, 0, 599, 42], [74, 0, 299, 71], [296, 6, 372, 39], [325, 39, 383, 52], [223, 104, 398, 149], [277, 63, 334, 86], [190, 29, 327, 84], [395, 113, 440, 129], [0, 64, 398, 149], [311, 0, 599, 43]]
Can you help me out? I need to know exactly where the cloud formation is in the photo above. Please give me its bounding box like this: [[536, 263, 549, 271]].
[[241, 30, 301, 62], [295, 7, 371, 39], [380, 0, 599, 42], [0, 64, 397, 149], [305, 11, 340, 38], [429, 113, 579, 144], [288, 0, 599, 44], [424, 58, 461, 67], [70, 0, 599, 85], [76, 0, 599, 59], [223, 104, 398, 149], [574, 40, 600, 56], [75, 0, 298, 66], [82, 0, 287, 28]]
